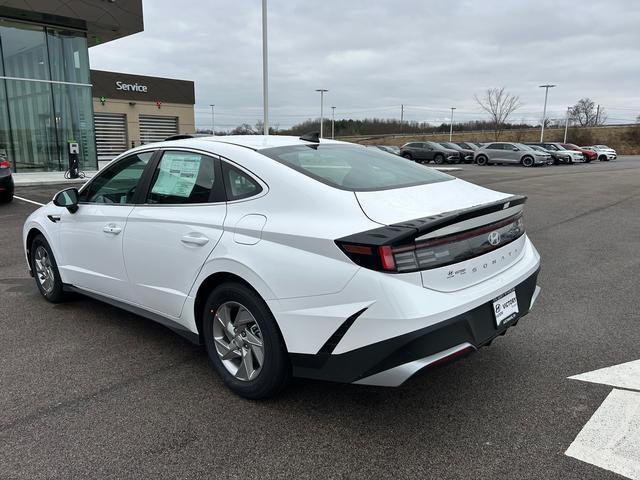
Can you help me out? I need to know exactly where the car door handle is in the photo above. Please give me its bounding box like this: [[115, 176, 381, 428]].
[[103, 224, 122, 235], [181, 234, 209, 246]]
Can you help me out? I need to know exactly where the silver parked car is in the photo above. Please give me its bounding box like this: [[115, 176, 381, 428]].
[[474, 142, 552, 167]]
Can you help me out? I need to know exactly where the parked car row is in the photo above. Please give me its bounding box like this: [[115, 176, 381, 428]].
[[383, 141, 618, 168]]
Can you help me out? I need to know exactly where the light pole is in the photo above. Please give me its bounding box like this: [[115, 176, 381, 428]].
[[331, 106, 336, 139], [209, 104, 215, 135], [261, 0, 269, 135], [539, 84, 556, 141], [316, 89, 328, 138], [449, 107, 456, 141], [564, 106, 570, 143]]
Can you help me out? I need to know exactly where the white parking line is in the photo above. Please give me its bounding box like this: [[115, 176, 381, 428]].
[[569, 359, 640, 391], [566, 389, 640, 480], [13, 195, 44, 206], [566, 360, 640, 479]]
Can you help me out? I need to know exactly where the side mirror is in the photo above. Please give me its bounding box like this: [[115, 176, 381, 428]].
[[512, 147, 519, 151], [53, 188, 79, 213]]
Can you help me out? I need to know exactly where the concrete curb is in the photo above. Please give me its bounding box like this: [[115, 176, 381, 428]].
[[13, 173, 94, 187]]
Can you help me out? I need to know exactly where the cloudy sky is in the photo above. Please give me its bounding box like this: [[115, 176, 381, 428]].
[[89, 0, 640, 130]]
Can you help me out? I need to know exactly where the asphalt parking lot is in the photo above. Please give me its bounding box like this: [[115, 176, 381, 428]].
[[1, 157, 639, 479]]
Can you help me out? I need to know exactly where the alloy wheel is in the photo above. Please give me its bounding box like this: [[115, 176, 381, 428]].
[[34, 246, 55, 294], [212, 301, 264, 381]]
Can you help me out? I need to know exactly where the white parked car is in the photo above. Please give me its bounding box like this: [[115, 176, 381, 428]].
[[23, 135, 541, 398], [582, 145, 617, 161], [474, 142, 552, 166]]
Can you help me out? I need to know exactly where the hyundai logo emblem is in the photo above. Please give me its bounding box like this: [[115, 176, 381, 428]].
[[488, 231, 501, 246]]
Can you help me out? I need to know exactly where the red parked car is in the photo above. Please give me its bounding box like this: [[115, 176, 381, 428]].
[[561, 144, 597, 163]]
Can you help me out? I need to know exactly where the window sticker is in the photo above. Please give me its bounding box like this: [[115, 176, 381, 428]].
[[151, 154, 201, 198]]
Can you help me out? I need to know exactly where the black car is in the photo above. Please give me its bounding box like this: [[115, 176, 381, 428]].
[[439, 142, 475, 163], [0, 156, 14, 203], [400, 141, 461, 164], [524, 142, 574, 165]]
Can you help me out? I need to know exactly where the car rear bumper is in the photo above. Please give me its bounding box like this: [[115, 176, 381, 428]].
[[289, 267, 541, 386]]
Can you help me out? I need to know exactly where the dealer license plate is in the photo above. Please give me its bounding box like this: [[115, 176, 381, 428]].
[[492, 289, 519, 327]]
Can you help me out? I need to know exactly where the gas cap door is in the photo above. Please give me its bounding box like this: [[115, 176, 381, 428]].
[[233, 214, 267, 245]]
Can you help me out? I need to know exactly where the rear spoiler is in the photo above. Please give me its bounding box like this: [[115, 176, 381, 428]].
[[340, 195, 527, 247]]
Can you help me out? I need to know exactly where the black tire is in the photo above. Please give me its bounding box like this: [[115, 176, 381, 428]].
[[30, 234, 66, 303], [401, 152, 413, 160], [599, 155, 608, 162], [203, 282, 291, 399], [434, 154, 445, 165], [0, 194, 13, 203], [476, 155, 488, 166], [521, 156, 534, 167]]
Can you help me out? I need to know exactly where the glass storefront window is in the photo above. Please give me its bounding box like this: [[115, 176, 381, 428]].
[[4, 78, 59, 171], [0, 20, 50, 80], [47, 28, 90, 84], [0, 19, 96, 172], [52, 83, 96, 171], [0, 36, 11, 164]]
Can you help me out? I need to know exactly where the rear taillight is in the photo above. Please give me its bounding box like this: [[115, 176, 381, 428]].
[[337, 243, 397, 271], [0, 160, 10, 169], [337, 213, 525, 273]]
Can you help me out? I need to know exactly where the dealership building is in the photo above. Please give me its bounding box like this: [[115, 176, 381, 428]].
[[0, 1, 197, 172], [91, 69, 195, 164]]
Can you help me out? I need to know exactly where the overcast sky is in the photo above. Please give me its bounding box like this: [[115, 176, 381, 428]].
[[89, 0, 640, 130]]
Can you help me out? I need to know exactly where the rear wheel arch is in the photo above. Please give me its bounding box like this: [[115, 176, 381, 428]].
[[193, 272, 281, 345]]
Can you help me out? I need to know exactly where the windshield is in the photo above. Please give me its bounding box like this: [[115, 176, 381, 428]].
[[260, 144, 453, 191], [516, 143, 535, 151], [563, 144, 580, 150], [440, 142, 460, 150]]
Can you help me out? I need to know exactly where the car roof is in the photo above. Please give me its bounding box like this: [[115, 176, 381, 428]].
[[138, 135, 345, 152]]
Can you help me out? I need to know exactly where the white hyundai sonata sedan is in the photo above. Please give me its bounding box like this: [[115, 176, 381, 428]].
[[23, 135, 541, 398]]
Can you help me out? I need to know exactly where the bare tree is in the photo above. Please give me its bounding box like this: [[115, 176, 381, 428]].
[[569, 98, 607, 126], [474, 87, 522, 140], [230, 123, 258, 135]]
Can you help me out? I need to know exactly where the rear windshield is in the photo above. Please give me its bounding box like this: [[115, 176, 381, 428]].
[[260, 144, 452, 191]]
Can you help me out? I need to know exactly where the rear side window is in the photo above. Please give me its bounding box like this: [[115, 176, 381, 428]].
[[146, 151, 222, 204], [486, 144, 503, 150], [260, 144, 452, 191], [222, 163, 263, 201]]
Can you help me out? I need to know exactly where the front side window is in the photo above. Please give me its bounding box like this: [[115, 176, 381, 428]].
[[79, 151, 153, 204], [260, 144, 452, 191], [146, 151, 221, 204]]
